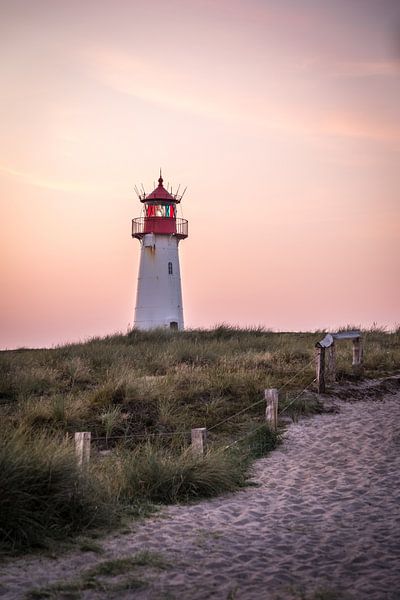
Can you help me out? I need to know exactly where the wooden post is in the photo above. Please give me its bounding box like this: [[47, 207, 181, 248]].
[[352, 337, 364, 375], [75, 432, 91, 467], [315, 346, 326, 393], [191, 428, 207, 457], [352, 337, 362, 365], [265, 388, 278, 431], [326, 343, 336, 384]]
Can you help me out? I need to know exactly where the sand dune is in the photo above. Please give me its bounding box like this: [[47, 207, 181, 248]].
[[1, 391, 399, 599]]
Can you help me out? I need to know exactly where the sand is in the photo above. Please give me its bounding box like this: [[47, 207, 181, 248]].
[[1, 391, 399, 599]]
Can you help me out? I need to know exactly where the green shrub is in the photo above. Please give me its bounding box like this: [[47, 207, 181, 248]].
[[0, 430, 110, 552]]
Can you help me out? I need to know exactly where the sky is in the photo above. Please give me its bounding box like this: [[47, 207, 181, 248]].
[[1, 0, 399, 349]]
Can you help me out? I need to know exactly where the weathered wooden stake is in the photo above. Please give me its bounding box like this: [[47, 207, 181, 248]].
[[191, 428, 207, 457], [352, 337, 363, 365], [315, 346, 326, 393], [265, 388, 278, 431], [352, 337, 364, 375], [75, 432, 91, 467], [326, 343, 336, 384]]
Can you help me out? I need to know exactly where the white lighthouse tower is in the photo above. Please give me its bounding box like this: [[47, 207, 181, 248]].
[[131, 173, 188, 330]]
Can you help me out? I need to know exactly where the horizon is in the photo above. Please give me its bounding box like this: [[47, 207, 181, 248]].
[[1, 323, 397, 353], [1, 0, 399, 350]]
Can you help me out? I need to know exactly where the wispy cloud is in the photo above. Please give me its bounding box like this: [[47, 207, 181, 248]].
[[319, 112, 400, 142], [0, 164, 98, 193], [83, 46, 238, 123], [328, 60, 400, 78], [83, 45, 400, 146]]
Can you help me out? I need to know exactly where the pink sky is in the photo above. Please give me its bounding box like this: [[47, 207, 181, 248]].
[[1, 0, 399, 348]]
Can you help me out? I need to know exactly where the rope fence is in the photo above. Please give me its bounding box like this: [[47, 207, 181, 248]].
[[74, 357, 319, 466], [207, 397, 266, 432], [279, 378, 317, 415], [223, 375, 317, 451], [90, 431, 191, 442], [224, 424, 266, 451], [0, 332, 365, 469]]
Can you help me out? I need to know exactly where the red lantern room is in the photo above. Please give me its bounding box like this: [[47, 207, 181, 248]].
[[132, 173, 188, 240]]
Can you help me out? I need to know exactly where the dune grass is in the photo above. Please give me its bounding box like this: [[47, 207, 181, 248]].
[[110, 443, 249, 504], [0, 325, 398, 553], [26, 550, 168, 598], [0, 429, 112, 553]]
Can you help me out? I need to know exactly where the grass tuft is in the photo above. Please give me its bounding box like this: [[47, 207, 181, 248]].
[[25, 550, 168, 598], [87, 550, 169, 577], [113, 443, 249, 504], [243, 424, 281, 459], [0, 429, 111, 553]]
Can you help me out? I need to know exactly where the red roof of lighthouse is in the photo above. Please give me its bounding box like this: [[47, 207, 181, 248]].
[[145, 175, 175, 201]]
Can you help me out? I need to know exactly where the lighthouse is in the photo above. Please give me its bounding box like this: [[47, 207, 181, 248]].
[[131, 173, 188, 330]]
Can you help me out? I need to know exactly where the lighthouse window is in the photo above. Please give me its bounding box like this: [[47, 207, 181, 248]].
[[145, 204, 175, 218], [145, 205, 155, 217], [168, 262, 173, 275]]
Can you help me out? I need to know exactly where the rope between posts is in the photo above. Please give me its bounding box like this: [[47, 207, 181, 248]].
[[208, 356, 316, 433], [223, 423, 266, 450], [223, 375, 317, 451], [207, 397, 266, 432], [90, 431, 191, 442], [279, 377, 317, 415], [276, 357, 316, 392], [90, 363, 317, 445]]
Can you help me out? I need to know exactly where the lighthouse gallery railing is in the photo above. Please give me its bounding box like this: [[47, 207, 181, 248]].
[[131, 217, 188, 239]]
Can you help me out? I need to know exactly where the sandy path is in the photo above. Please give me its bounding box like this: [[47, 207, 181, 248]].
[[1, 394, 399, 599]]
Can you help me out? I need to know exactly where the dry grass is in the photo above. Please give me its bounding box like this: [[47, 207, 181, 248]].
[[0, 325, 398, 552]]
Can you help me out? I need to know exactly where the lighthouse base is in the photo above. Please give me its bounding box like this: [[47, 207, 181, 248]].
[[134, 234, 184, 330]]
